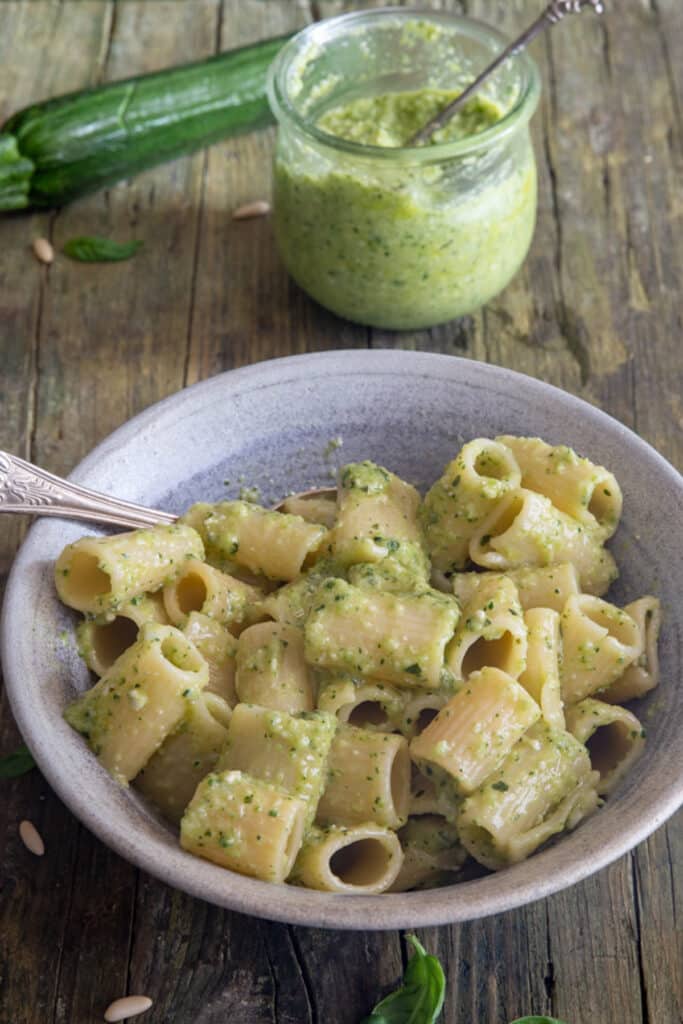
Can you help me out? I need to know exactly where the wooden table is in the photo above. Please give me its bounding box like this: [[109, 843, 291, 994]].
[[1, 2, 681, 1022]]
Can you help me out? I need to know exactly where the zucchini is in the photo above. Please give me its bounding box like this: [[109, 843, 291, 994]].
[[0, 34, 289, 212]]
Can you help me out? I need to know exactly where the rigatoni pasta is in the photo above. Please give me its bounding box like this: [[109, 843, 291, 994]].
[[56, 436, 661, 894]]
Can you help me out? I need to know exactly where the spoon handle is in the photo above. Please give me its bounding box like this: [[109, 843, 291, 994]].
[[0, 451, 175, 530], [410, 0, 605, 146]]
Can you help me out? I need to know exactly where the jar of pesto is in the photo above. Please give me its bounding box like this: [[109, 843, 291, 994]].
[[267, 9, 541, 331]]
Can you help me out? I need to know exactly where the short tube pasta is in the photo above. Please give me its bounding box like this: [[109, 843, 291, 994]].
[[446, 575, 527, 682], [55, 524, 204, 614], [317, 674, 404, 731], [163, 560, 262, 630], [519, 607, 565, 730], [451, 563, 580, 614], [182, 611, 238, 704], [280, 493, 338, 528], [77, 590, 169, 677], [420, 439, 521, 573], [330, 461, 427, 575], [469, 488, 617, 595], [291, 824, 403, 893], [496, 435, 622, 538], [64, 623, 208, 784], [304, 579, 459, 689], [235, 622, 315, 713], [398, 691, 449, 740], [180, 770, 307, 883], [218, 703, 337, 827], [135, 691, 232, 823], [390, 816, 466, 892], [565, 697, 645, 795], [560, 595, 640, 704], [316, 725, 411, 830], [204, 501, 327, 581], [409, 667, 541, 796], [458, 723, 598, 869], [601, 596, 662, 703]]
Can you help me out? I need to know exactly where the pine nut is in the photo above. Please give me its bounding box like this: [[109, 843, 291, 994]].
[[32, 237, 54, 264], [103, 995, 153, 1022], [232, 200, 270, 220], [19, 819, 45, 856]]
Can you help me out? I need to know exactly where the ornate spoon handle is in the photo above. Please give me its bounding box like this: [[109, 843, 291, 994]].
[[410, 0, 605, 146], [0, 451, 175, 530]]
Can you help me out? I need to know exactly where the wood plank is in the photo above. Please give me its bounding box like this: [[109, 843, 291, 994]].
[[10, 4, 221, 1023]]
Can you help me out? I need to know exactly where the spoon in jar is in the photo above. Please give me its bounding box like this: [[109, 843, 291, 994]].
[[0, 450, 335, 529], [409, 0, 605, 147]]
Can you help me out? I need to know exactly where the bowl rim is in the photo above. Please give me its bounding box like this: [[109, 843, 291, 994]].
[[2, 349, 682, 930]]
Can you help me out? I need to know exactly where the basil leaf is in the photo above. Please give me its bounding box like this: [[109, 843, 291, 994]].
[[63, 236, 143, 262], [0, 744, 36, 778], [362, 934, 445, 1023], [509, 1017, 570, 1023]]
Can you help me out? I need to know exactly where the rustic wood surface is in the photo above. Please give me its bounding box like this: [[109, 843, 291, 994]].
[[0, 1, 681, 1022]]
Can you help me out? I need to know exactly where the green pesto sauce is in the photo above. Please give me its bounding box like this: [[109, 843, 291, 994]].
[[274, 86, 537, 329], [317, 89, 501, 148]]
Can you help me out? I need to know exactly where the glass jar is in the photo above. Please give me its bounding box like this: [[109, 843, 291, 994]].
[[267, 9, 541, 331]]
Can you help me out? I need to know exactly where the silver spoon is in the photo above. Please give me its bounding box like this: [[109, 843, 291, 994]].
[[0, 450, 335, 529], [410, 0, 605, 147]]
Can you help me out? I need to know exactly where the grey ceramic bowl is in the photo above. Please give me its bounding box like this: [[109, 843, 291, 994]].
[[2, 350, 682, 930]]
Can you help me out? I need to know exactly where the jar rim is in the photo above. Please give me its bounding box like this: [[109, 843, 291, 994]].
[[267, 7, 542, 163]]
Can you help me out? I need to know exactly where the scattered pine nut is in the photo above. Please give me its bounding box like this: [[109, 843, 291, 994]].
[[103, 995, 153, 1022], [19, 819, 45, 856], [232, 200, 270, 220], [32, 237, 54, 264]]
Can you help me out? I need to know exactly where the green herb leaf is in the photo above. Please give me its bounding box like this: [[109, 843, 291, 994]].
[[509, 1017, 570, 1023], [63, 236, 143, 262], [361, 934, 445, 1023], [0, 744, 36, 778]]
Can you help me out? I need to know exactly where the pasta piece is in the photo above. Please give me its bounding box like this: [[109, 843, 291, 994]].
[[519, 607, 565, 730], [409, 765, 445, 816], [163, 561, 262, 630], [77, 591, 169, 677], [182, 611, 237, 704], [135, 692, 232, 823], [565, 698, 645, 795], [316, 725, 411, 830], [446, 575, 527, 682], [451, 563, 580, 613], [389, 816, 467, 892], [601, 596, 662, 703], [55, 524, 204, 614], [560, 595, 640, 703], [348, 556, 429, 594], [235, 622, 315, 714], [409, 667, 540, 796], [469, 488, 617, 596], [330, 461, 427, 576], [180, 770, 307, 883], [458, 723, 599, 869], [64, 623, 208, 784], [496, 435, 622, 538], [259, 558, 344, 628], [398, 691, 449, 740], [304, 579, 459, 689], [317, 674, 404, 731], [291, 824, 402, 893], [217, 703, 337, 827], [280, 493, 338, 528], [204, 501, 327, 581], [420, 439, 521, 572]]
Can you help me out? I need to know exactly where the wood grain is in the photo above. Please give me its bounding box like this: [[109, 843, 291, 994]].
[[0, 1, 680, 1023]]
